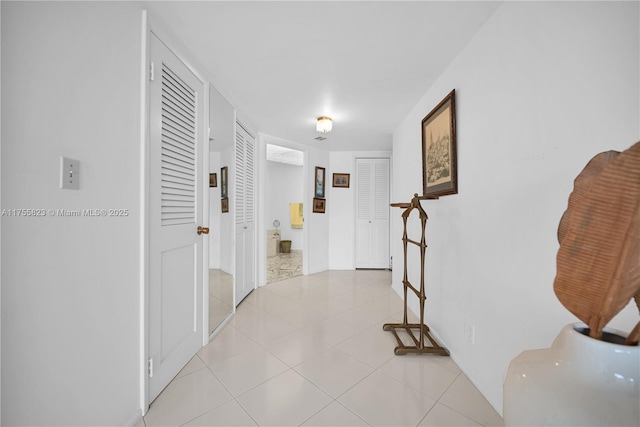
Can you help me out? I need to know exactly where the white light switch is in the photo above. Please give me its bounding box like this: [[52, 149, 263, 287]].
[[60, 157, 79, 190]]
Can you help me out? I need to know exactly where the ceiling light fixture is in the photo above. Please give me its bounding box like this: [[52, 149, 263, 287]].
[[316, 116, 332, 133]]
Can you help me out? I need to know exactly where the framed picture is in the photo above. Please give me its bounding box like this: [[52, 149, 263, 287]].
[[209, 173, 217, 188], [422, 89, 457, 198], [221, 197, 229, 213], [332, 173, 350, 188], [312, 197, 326, 213], [315, 166, 325, 197], [221, 166, 228, 198]]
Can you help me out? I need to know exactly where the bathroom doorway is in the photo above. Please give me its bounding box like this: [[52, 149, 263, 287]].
[[266, 144, 304, 283]]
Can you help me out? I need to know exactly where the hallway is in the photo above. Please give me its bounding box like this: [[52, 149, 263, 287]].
[[142, 270, 503, 426]]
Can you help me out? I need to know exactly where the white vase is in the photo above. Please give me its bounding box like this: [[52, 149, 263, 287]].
[[504, 323, 640, 426]]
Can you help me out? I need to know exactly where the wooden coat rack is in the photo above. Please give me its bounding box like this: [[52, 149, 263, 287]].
[[383, 193, 449, 356]]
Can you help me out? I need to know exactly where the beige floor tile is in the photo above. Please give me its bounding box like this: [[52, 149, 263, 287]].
[[307, 295, 357, 316], [148, 269, 503, 427], [237, 369, 333, 426], [198, 326, 261, 366], [301, 401, 371, 426], [175, 354, 207, 380], [144, 369, 232, 427], [263, 329, 332, 367], [184, 399, 258, 426], [301, 317, 362, 346], [418, 402, 482, 426], [209, 347, 289, 396], [233, 309, 299, 345], [379, 355, 460, 401], [246, 289, 302, 317], [338, 371, 436, 427], [294, 348, 374, 398], [271, 305, 328, 329], [336, 324, 397, 368], [438, 374, 504, 426]]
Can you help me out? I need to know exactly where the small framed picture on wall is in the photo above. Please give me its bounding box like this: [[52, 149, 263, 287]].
[[332, 173, 350, 188], [312, 197, 326, 213], [315, 166, 325, 198]]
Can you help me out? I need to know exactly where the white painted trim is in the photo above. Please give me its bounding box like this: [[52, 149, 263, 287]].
[[138, 9, 150, 416], [202, 87, 211, 347]]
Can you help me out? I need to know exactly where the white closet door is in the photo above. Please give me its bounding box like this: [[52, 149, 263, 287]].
[[148, 33, 204, 403], [234, 123, 255, 303], [355, 158, 390, 269]]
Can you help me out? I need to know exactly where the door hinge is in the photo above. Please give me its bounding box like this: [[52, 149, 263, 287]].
[[149, 62, 155, 81], [148, 358, 154, 378]]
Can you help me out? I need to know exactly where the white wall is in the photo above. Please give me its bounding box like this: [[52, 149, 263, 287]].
[[1, 2, 143, 425], [329, 151, 391, 270], [266, 161, 303, 250], [306, 147, 330, 275], [392, 1, 640, 414]]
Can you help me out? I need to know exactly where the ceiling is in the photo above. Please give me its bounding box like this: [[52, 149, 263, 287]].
[[144, 1, 502, 152]]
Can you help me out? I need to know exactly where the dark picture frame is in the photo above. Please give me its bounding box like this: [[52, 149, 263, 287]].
[[209, 173, 217, 188], [422, 89, 457, 198], [332, 173, 350, 188], [221, 166, 228, 198], [312, 197, 326, 213], [221, 197, 229, 213], [315, 166, 326, 197]]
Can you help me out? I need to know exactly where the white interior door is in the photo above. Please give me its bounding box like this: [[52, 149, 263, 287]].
[[355, 158, 390, 269], [148, 33, 205, 402], [235, 123, 256, 304]]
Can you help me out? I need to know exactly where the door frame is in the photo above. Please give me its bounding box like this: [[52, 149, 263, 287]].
[[354, 156, 392, 269], [139, 11, 211, 413], [256, 135, 309, 287]]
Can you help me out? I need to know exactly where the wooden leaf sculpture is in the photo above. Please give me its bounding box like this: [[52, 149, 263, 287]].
[[554, 141, 640, 343]]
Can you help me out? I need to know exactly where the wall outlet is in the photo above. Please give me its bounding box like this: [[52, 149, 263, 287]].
[[465, 324, 476, 344]]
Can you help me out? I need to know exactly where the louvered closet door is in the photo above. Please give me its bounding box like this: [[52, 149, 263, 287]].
[[355, 158, 390, 269], [234, 123, 255, 304], [148, 33, 204, 402]]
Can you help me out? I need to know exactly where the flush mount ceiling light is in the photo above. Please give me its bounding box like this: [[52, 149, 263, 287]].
[[316, 116, 332, 133]]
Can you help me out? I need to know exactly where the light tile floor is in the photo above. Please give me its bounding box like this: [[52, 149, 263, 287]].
[[142, 270, 504, 427]]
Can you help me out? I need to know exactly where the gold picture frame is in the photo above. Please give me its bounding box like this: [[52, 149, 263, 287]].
[[422, 89, 457, 198]]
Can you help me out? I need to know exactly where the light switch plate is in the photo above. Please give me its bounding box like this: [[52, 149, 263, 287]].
[[60, 157, 79, 190]]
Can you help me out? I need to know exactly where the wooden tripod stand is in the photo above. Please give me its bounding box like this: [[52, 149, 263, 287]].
[[383, 193, 449, 356]]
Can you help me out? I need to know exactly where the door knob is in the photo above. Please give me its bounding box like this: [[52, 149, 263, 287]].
[[197, 226, 210, 235]]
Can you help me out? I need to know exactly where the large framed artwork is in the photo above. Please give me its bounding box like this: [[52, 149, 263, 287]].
[[422, 89, 457, 198]]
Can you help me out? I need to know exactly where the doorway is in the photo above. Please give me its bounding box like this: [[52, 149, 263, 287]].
[[146, 30, 207, 403], [266, 144, 304, 283]]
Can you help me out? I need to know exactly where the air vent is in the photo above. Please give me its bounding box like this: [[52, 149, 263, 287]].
[[314, 136, 327, 141]]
